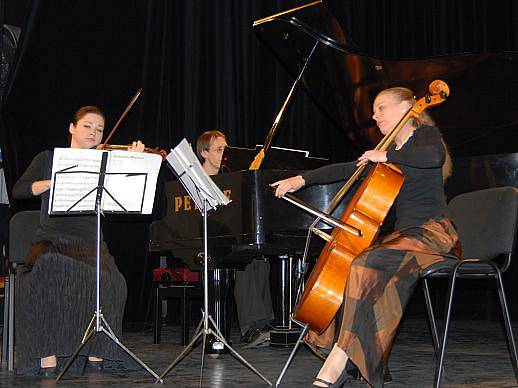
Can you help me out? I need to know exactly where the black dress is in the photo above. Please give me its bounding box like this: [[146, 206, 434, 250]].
[[12, 150, 128, 374]]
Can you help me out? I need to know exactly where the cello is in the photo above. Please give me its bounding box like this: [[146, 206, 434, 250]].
[[292, 80, 450, 333]]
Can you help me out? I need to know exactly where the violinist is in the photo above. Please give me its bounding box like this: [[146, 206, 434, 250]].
[[271, 87, 458, 387], [12, 106, 144, 376]]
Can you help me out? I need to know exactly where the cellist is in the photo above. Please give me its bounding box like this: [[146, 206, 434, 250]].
[[271, 87, 459, 387]]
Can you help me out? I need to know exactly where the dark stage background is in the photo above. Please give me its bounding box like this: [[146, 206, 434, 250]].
[[0, 0, 517, 325]]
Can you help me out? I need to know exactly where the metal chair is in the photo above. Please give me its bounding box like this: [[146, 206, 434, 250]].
[[420, 187, 518, 387], [1, 210, 40, 371]]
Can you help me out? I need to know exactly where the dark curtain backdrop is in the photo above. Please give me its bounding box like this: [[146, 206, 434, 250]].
[[333, 0, 517, 56], [1, 0, 517, 324], [139, 0, 355, 161]]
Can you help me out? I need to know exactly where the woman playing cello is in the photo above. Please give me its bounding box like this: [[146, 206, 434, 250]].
[[272, 86, 458, 387]]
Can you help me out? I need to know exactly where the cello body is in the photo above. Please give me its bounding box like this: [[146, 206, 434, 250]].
[[293, 162, 404, 333]]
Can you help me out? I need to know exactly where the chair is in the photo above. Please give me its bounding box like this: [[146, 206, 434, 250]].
[[2, 210, 40, 371], [420, 187, 518, 387]]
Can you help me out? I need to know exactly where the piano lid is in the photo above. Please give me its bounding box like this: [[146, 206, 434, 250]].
[[253, 0, 518, 157]]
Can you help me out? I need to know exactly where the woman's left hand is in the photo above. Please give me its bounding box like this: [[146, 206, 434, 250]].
[[357, 150, 387, 166], [129, 140, 145, 152]]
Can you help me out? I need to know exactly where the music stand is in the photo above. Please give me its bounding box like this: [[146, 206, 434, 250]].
[[50, 149, 162, 382], [158, 139, 271, 386]]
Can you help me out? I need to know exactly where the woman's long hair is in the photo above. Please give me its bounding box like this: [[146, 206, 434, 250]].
[[377, 87, 452, 180]]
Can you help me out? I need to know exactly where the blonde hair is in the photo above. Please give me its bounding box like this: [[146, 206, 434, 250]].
[[377, 87, 452, 180], [376, 87, 435, 127]]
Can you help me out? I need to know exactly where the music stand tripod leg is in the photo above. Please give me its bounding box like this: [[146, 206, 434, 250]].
[[275, 323, 309, 387], [55, 322, 96, 382], [156, 316, 205, 383], [157, 198, 273, 385], [207, 314, 272, 386], [97, 323, 162, 381], [199, 324, 208, 387]]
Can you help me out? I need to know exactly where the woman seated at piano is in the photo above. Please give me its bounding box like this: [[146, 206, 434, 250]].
[[197, 130, 274, 344], [12, 105, 145, 376], [272, 86, 458, 387]]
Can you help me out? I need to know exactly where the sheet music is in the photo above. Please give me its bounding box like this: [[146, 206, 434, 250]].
[[49, 148, 162, 214], [166, 139, 230, 213], [104, 151, 162, 213], [50, 148, 103, 212]]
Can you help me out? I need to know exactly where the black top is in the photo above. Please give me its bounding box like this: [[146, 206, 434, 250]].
[[12, 150, 99, 243], [301, 125, 447, 230]]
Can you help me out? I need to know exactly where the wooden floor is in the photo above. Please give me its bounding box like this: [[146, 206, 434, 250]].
[[1, 317, 517, 387]]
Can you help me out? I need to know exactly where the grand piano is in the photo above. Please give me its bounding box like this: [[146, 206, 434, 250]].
[[150, 166, 349, 269], [149, 0, 518, 266]]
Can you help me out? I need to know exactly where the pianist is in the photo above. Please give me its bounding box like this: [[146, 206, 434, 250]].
[[272, 87, 458, 388], [12, 106, 144, 376], [197, 130, 274, 344]]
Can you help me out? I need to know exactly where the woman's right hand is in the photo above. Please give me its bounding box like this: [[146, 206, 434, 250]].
[[270, 175, 305, 198]]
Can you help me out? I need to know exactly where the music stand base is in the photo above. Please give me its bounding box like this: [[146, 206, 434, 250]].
[[56, 312, 161, 383], [157, 313, 272, 386]]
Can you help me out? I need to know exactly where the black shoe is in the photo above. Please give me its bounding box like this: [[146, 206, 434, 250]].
[[312, 377, 332, 387], [312, 367, 349, 388], [243, 328, 271, 349], [345, 359, 361, 380], [351, 363, 393, 385], [384, 368, 393, 383], [240, 328, 261, 344], [332, 367, 350, 388]]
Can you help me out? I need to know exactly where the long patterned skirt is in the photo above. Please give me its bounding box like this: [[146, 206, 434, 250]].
[[306, 217, 459, 387], [15, 239, 128, 375]]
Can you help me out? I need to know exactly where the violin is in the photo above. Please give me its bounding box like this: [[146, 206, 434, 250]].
[[98, 88, 167, 160], [101, 143, 167, 160]]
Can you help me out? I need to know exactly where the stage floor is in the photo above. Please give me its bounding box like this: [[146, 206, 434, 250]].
[[1, 318, 517, 387]]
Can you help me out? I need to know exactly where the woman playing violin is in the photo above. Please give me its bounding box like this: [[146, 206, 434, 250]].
[[272, 87, 458, 387], [12, 106, 144, 375]]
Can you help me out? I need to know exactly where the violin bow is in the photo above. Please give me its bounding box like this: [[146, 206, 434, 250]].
[[100, 88, 142, 149]]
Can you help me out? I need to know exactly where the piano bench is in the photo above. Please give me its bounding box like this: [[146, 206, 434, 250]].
[[153, 282, 202, 345]]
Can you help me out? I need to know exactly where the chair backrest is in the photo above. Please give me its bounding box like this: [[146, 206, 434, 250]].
[[8, 210, 40, 264], [447, 187, 518, 260]]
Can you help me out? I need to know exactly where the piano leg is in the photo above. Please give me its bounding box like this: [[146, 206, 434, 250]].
[[205, 268, 235, 356], [270, 255, 303, 347]]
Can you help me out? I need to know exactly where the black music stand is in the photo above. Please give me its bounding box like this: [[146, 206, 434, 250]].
[[158, 139, 271, 386], [49, 149, 161, 382]]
